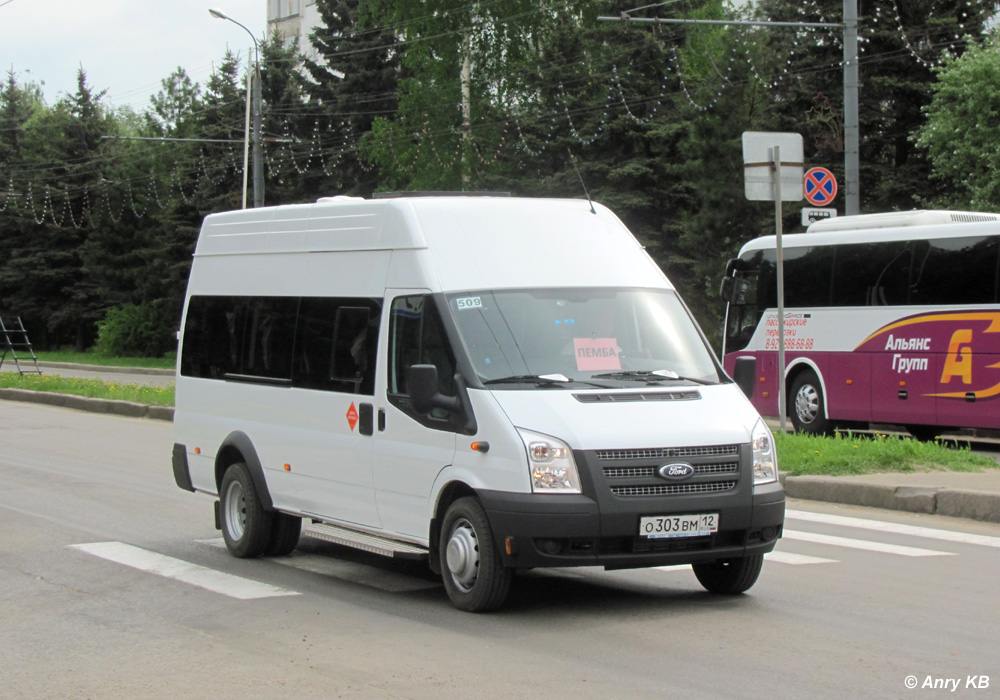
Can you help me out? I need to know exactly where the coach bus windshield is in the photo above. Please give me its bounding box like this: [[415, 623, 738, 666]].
[[446, 288, 722, 387]]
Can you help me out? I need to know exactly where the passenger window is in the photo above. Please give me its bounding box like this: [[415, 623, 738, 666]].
[[389, 295, 457, 421], [911, 236, 999, 305], [295, 298, 381, 394], [242, 297, 297, 381]]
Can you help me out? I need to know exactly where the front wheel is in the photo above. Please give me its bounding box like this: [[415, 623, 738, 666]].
[[789, 370, 831, 435], [220, 462, 272, 558], [693, 554, 764, 595], [439, 497, 512, 612]]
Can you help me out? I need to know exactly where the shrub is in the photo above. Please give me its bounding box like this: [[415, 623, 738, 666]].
[[94, 303, 175, 358]]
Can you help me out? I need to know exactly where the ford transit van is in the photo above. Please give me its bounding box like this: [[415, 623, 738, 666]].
[[172, 195, 784, 611]]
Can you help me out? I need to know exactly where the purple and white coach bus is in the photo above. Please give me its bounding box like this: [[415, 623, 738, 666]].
[[720, 210, 1000, 440]]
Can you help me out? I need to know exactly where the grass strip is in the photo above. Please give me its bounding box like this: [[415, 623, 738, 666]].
[[0, 373, 175, 407], [775, 430, 996, 476]]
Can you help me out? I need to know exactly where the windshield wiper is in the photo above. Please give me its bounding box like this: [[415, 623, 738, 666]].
[[483, 373, 572, 386], [590, 370, 714, 385]]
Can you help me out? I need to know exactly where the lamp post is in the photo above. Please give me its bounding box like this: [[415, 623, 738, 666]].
[[209, 8, 263, 208]]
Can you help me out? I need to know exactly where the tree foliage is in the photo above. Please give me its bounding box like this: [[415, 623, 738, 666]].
[[2, 0, 999, 353]]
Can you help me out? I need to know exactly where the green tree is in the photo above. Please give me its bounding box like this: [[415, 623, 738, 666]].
[[301, 0, 401, 195], [916, 34, 1000, 210], [755, 0, 999, 213]]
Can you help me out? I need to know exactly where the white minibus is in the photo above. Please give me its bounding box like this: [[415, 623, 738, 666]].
[[172, 194, 784, 611]]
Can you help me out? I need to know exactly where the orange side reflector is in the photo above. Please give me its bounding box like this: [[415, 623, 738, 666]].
[[194, 447, 201, 455], [759, 376, 766, 382], [283, 464, 291, 472], [846, 379, 853, 385], [762, 392, 769, 399], [899, 381, 906, 387]]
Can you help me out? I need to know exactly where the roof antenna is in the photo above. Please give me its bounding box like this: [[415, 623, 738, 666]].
[[569, 151, 596, 214]]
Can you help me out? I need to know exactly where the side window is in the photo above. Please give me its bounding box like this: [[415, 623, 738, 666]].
[[911, 236, 999, 305], [241, 297, 297, 381], [832, 241, 913, 307], [294, 298, 381, 394], [181, 296, 248, 379], [389, 295, 457, 420]]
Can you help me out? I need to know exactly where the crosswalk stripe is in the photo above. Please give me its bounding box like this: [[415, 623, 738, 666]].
[[787, 509, 1000, 549], [69, 542, 300, 600], [766, 551, 838, 565], [197, 538, 438, 593], [782, 530, 955, 557]]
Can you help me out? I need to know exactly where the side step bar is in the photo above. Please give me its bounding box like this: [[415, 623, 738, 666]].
[[302, 521, 428, 561]]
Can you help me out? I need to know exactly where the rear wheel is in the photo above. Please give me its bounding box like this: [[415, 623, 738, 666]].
[[439, 497, 512, 612], [220, 462, 271, 558], [789, 370, 830, 435], [693, 554, 764, 594]]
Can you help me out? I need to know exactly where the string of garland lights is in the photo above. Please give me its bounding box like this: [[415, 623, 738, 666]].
[[0, 1, 987, 227]]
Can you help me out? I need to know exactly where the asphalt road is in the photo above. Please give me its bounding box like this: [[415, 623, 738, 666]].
[[2, 401, 999, 699]]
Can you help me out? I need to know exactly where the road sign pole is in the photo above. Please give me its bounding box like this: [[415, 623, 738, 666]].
[[772, 146, 788, 433]]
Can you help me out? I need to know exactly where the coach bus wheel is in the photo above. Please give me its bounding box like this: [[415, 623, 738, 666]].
[[789, 370, 830, 435], [220, 462, 272, 559], [906, 425, 940, 442], [693, 554, 764, 594], [440, 497, 512, 612]]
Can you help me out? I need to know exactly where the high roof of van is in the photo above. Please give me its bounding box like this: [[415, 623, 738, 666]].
[[193, 195, 671, 292]]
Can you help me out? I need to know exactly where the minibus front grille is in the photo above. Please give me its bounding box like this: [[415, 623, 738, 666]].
[[610, 481, 737, 497], [603, 462, 738, 479], [595, 445, 739, 461]]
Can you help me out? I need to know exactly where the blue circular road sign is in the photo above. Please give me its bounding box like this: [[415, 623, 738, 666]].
[[804, 167, 838, 206]]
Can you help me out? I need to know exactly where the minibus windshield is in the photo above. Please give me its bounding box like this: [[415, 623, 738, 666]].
[[446, 288, 721, 387]]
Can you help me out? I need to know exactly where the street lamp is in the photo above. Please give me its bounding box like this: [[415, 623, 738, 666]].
[[209, 8, 263, 208]]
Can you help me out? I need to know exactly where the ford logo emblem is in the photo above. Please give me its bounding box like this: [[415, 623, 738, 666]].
[[659, 463, 695, 481]]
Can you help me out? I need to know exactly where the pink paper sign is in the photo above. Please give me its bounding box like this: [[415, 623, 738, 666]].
[[574, 338, 622, 371]]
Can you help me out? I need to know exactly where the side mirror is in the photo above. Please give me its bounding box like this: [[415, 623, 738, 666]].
[[719, 275, 734, 302], [733, 356, 756, 399], [407, 364, 461, 415]]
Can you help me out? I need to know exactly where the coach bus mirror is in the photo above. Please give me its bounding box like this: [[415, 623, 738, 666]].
[[719, 275, 734, 302], [733, 357, 756, 399], [408, 364, 461, 415]]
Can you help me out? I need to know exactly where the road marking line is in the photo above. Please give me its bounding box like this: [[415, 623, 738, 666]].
[[197, 538, 437, 593], [765, 551, 838, 565], [783, 530, 955, 557], [69, 542, 300, 600], [787, 509, 1000, 549]]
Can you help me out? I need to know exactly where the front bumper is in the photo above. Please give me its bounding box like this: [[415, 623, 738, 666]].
[[479, 442, 785, 570]]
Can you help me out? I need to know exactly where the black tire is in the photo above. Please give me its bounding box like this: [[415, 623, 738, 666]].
[[693, 554, 764, 595], [264, 513, 302, 557], [265, 513, 301, 556], [789, 370, 831, 435], [220, 462, 271, 558], [439, 497, 512, 612], [906, 425, 940, 442]]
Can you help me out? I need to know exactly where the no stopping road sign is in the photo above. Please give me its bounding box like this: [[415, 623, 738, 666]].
[[804, 167, 837, 206]]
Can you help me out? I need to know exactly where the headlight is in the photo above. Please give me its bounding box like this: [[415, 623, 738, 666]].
[[751, 419, 778, 486], [517, 428, 582, 494]]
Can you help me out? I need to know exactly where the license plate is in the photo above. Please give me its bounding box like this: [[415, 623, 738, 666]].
[[639, 513, 718, 539]]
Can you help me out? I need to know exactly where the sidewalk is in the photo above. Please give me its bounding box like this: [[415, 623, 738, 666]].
[[782, 470, 1000, 524], [2, 364, 999, 524]]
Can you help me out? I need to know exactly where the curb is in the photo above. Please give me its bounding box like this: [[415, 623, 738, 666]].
[[36, 361, 175, 377], [0, 388, 174, 422], [782, 474, 1000, 524]]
